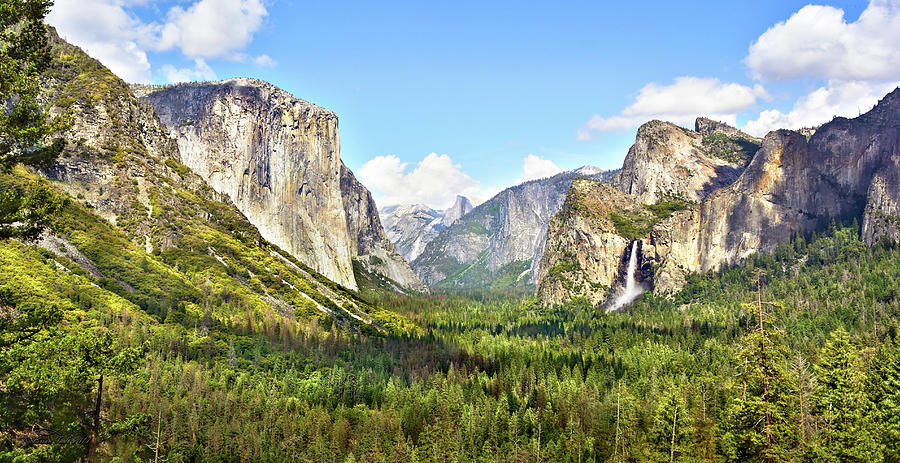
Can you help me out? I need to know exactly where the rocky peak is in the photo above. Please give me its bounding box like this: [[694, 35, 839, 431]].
[[381, 204, 444, 263], [536, 179, 654, 307], [340, 165, 427, 292], [412, 167, 618, 288], [695, 117, 742, 137], [541, 87, 900, 306], [441, 195, 474, 227], [614, 119, 754, 204]]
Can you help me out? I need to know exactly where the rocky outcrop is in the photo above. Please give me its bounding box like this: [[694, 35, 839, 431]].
[[412, 167, 618, 288], [442, 195, 474, 227], [541, 88, 900, 304], [536, 179, 653, 307], [139, 79, 357, 289], [380, 204, 444, 263], [38, 30, 397, 329], [614, 119, 759, 204], [380, 195, 473, 264], [340, 164, 427, 292]]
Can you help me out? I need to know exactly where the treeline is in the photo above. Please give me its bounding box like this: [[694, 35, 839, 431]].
[[6, 220, 900, 461]]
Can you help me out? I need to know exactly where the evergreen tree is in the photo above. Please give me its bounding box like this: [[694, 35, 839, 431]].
[[868, 342, 900, 462], [0, 0, 68, 240], [648, 382, 693, 463], [809, 328, 883, 462], [721, 284, 798, 463]]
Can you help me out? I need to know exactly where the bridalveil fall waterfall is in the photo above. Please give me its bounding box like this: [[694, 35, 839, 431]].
[[608, 241, 644, 311]]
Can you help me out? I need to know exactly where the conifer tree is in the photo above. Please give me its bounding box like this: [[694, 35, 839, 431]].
[[0, 0, 68, 239], [721, 276, 798, 462], [809, 327, 883, 462]]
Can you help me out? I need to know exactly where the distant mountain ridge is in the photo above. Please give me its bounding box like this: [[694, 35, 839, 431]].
[[410, 167, 618, 289], [380, 195, 473, 263]]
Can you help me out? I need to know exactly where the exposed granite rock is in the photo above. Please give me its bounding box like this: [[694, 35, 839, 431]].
[[380, 195, 473, 264], [536, 179, 652, 307], [614, 119, 758, 204], [340, 164, 427, 292], [380, 204, 444, 263], [38, 29, 385, 327], [540, 88, 900, 303], [863, 166, 900, 244], [412, 167, 619, 288], [442, 195, 474, 227], [139, 79, 357, 289]]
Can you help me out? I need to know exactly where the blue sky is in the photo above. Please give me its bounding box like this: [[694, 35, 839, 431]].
[[48, 0, 900, 209]]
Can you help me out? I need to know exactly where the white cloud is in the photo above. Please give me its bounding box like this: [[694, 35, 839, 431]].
[[515, 154, 562, 184], [745, 0, 900, 82], [252, 54, 277, 68], [161, 58, 218, 83], [359, 153, 497, 209], [741, 0, 900, 136], [47, 0, 157, 83], [742, 80, 897, 136], [577, 77, 769, 139], [47, 0, 272, 84], [157, 0, 267, 59]]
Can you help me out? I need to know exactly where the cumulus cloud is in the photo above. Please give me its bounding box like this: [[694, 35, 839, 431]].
[[745, 0, 900, 82], [161, 58, 218, 83], [742, 80, 897, 136], [47, 0, 271, 84], [157, 0, 267, 59], [577, 77, 769, 139], [47, 0, 156, 82], [359, 153, 495, 210], [515, 154, 562, 184], [741, 0, 900, 136]]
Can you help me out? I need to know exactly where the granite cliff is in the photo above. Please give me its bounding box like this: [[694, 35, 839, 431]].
[[536, 179, 654, 307], [537, 88, 900, 307], [412, 167, 618, 289], [137, 79, 357, 289], [138, 80, 424, 293], [340, 164, 428, 293], [381, 195, 473, 263], [614, 118, 759, 204], [37, 29, 405, 331]]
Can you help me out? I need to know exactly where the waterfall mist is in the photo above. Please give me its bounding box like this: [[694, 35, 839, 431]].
[[607, 241, 645, 312]]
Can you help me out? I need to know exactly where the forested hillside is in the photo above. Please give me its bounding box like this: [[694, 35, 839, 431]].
[[4, 2, 900, 462], [7, 207, 900, 460]]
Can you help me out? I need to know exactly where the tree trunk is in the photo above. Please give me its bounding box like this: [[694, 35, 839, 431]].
[[87, 375, 103, 463], [669, 405, 677, 463]]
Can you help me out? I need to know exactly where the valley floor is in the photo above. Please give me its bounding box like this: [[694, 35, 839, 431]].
[[4, 223, 900, 462]]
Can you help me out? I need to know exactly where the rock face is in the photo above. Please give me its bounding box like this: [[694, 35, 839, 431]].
[[614, 119, 759, 204], [539, 87, 900, 305], [442, 195, 474, 227], [412, 167, 618, 288], [380, 204, 444, 263], [537, 179, 653, 307], [39, 29, 398, 329], [339, 164, 428, 292], [139, 79, 355, 289], [380, 195, 473, 264]]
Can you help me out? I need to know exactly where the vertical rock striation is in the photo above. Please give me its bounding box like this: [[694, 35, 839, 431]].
[[538, 87, 900, 305], [340, 164, 427, 292], [614, 119, 758, 204], [412, 167, 618, 288], [442, 195, 474, 227], [536, 179, 652, 307], [380, 204, 445, 263], [140, 79, 357, 289]]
